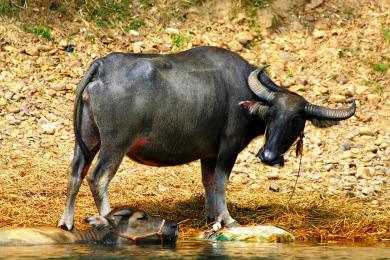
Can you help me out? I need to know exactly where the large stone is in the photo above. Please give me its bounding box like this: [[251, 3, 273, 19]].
[[50, 84, 66, 91], [235, 31, 253, 45], [166, 28, 180, 35], [0, 98, 6, 106], [36, 45, 54, 52], [366, 94, 381, 105], [359, 127, 374, 136], [6, 105, 20, 113], [228, 40, 243, 51], [25, 46, 39, 56], [330, 95, 346, 103]]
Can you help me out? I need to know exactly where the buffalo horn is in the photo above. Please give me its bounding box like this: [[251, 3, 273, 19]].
[[248, 66, 275, 103], [305, 100, 356, 120]]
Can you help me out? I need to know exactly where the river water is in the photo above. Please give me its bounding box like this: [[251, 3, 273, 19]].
[[0, 240, 389, 259]]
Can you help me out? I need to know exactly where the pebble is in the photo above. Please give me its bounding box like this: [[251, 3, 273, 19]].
[[269, 183, 281, 192], [330, 95, 346, 103], [0, 98, 6, 106], [45, 113, 58, 122], [6, 105, 20, 113], [6, 115, 21, 125], [36, 44, 54, 52], [305, 14, 315, 22], [58, 40, 68, 50], [266, 172, 279, 180], [236, 31, 253, 45], [25, 46, 39, 56], [50, 84, 66, 91], [228, 40, 243, 51], [41, 124, 57, 135], [366, 94, 381, 105], [280, 79, 293, 88], [362, 186, 374, 196], [359, 127, 374, 136], [340, 140, 350, 151], [4, 92, 14, 99], [166, 28, 180, 35]]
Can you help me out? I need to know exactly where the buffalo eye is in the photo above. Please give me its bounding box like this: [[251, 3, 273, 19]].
[[291, 116, 303, 127]]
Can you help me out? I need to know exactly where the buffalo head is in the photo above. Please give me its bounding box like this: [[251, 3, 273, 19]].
[[242, 66, 356, 166]]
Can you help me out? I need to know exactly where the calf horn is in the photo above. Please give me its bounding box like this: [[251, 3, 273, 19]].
[[248, 66, 275, 103], [305, 101, 356, 120]]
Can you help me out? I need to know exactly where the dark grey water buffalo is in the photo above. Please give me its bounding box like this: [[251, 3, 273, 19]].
[[0, 206, 178, 246], [58, 47, 355, 231]]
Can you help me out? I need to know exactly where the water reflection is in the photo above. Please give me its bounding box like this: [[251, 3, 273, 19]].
[[0, 240, 389, 260]]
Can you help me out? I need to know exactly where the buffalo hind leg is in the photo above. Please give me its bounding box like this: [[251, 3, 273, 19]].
[[201, 157, 218, 222], [86, 147, 126, 217], [58, 142, 100, 231]]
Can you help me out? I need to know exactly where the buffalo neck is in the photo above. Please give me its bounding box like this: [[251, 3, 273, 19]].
[[74, 226, 114, 244]]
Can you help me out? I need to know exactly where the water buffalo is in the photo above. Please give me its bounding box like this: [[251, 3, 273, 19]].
[[0, 206, 178, 246], [58, 46, 355, 231]]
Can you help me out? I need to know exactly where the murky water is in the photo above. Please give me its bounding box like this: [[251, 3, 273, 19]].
[[0, 240, 389, 260]]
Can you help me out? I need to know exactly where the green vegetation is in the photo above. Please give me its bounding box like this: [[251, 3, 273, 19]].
[[383, 28, 390, 43], [374, 84, 383, 95], [22, 22, 52, 41], [126, 20, 146, 31], [171, 34, 191, 49], [328, 74, 337, 81], [373, 63, 388, 72], [85, 35, 95, 44], [245, 0, 269, 26], [344, 10, 354, 20]]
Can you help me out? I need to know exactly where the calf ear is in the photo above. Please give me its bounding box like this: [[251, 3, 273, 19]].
[[310, 118, 341, 128], [113, 208, 132, 217], [85, 216, 110, 227], [239, 101, 269, 120]]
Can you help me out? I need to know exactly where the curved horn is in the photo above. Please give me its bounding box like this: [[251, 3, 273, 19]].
[[248, 66, 275, 103], [305, 100, 356, 120]]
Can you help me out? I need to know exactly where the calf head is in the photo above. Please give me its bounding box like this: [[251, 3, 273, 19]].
[[242, 66, 356, 166], [85, 206, 179, 244]]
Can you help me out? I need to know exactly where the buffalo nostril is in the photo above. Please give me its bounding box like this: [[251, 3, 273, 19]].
[[171, 223, 178, 228]]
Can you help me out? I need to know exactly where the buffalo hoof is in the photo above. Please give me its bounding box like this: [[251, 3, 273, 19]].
[[58, 224, 75, 232]]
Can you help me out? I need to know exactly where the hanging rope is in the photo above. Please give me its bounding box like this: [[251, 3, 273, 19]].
[[286, 130, 305, 205]]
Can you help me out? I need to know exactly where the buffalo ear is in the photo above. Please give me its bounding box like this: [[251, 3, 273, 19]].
[[240, 101, 269, 120], [310, 118, 341, 128]]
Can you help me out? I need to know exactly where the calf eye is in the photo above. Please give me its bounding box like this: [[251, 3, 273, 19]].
[[137, 215, 147, 221]]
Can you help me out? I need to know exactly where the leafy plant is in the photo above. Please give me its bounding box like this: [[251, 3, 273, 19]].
[[23, 22, 52, 41], [383, 28, 390, 43], [344, 10, 354, 20], [374, 84, 383, 95], [86, 35, 95, 44], [373, 63, 388, 72], [245, 0, 269, 26], [126, 20, 146, 31], [171, 34, 191, 48]]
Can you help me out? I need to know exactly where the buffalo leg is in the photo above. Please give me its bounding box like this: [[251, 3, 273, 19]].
[[58, 103, 100, 231], [214, 146, 240, 228], [201, 157, 217, 222], [58, 142, 99, 231], [86, 147, 126, 217]]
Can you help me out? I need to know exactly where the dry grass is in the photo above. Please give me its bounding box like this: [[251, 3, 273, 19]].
[[1, 137, 390, 242]]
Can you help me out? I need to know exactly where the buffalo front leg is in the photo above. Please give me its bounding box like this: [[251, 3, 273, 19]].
[[213, 148, 240, 229], [201, 157, 217, 222], [86, 149, 126, 217]]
